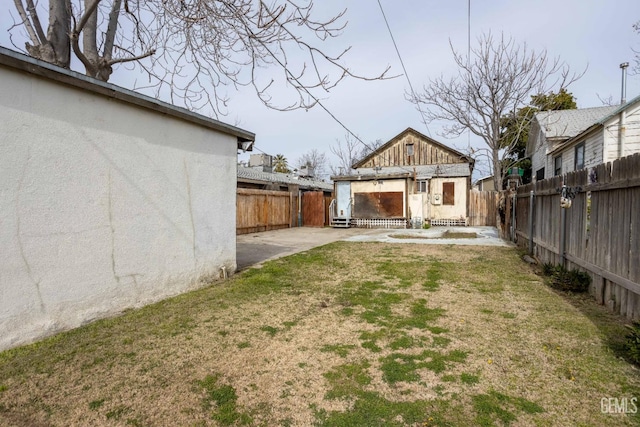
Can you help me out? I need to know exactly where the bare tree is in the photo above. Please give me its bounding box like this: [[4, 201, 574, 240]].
[[330, 133, 360, 175], [409, 32, 582, 191], [296, 149, 327, 180], [7, 0, 391, 115], [330, 134, 384, 176]]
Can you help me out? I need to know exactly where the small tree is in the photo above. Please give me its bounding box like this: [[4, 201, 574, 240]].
[[330, 135, 384, 176], [330, 134, 361, 175], [296, 149, 327, 180], [273, 154, 291, 174], [410, 32, 581, 191]]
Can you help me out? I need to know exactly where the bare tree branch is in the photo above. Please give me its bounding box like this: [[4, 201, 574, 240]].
[[12, 0, 41, 47], [8, 0, 392, 116], [24, 0, 47, 44], [409, 31, 582, 191]]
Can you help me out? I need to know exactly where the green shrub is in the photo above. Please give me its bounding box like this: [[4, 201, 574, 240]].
[[422, 222, 431, 230], [542, 262, 556, 276], [542, 264, 590, 293], [625, 322, 640, 365]]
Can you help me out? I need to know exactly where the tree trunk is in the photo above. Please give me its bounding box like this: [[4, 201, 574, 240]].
[[25, 0, 71, 68], [492, 147, 507, 238]]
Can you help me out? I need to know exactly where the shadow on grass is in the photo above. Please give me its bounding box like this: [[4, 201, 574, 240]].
[[530, 262, 632, 361]]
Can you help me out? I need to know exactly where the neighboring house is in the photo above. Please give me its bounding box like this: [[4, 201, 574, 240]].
[[526, 105, 618, 181], [237, 166, 333, 193], [0, 47, 254, 351], [547, 95, 640, 175], [473, 175, 496, 192], [330, 128, 474, 228]]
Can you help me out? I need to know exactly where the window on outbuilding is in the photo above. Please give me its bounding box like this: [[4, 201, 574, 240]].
[[554, 156, 562, 176], [406, 143, 414, 157], [574, 143, 585, 170], [536, 167, 545, 181], [442, 182, 455, 205], [417, 180, 428, 193]]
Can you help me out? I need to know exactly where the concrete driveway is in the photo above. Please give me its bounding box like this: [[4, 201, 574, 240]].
[[235, 227, 382, 270], [236, 226, 509, 270]]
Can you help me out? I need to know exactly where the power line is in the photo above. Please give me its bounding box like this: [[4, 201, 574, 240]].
[[467, 0, 472, 151], [376, 0, 431, 136], [232, 2, 416, 175]]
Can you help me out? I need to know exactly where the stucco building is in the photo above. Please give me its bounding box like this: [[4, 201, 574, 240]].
[[0, 47, 254, 350]]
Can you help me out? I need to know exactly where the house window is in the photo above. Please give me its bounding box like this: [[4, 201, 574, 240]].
[[554, 156, 562, 176], [442, 182, 455, 205], [575, 143, 585, 170], [406, 143, 414, 156], [536, 168, 545, 181], [417, 180, 428, 193]]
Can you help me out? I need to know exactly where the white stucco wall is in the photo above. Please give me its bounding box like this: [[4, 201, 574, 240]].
[[0, 63, 240, 350], [429, 177, 467, 219]]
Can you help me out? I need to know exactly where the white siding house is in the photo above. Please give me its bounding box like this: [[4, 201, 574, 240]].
[[0, 47, 254, 350], [526, 105, 617, 181], [548, 95, 640, 173]]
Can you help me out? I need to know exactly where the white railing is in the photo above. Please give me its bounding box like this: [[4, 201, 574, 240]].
[[352, 218, 408, 229], [329, 199, 336, 224]]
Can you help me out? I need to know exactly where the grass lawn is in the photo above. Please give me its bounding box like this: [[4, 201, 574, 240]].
[[1, 242, 639, 426]]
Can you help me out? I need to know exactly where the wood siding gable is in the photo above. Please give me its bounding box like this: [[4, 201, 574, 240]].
[[354, 128, 468, 168]]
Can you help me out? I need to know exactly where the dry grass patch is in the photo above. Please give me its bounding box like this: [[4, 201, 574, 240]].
[[1, 242, 639, 426]]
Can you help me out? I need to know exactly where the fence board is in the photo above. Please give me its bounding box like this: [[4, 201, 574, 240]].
[[469, 190, 498, 226], [514, 153, 640, 319], [302, 191, 325, 227], [236, 188, 292, 235]]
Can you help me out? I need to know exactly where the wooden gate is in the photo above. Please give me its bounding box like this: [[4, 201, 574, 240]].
[[468, 190, 498, 226], [236, 189, 293, 235], [302, 191, 326, 227]]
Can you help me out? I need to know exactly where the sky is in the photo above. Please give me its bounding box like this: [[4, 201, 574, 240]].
[[2, 0, 639, 180]]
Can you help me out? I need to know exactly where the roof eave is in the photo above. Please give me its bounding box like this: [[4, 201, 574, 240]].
[[352, 127, 472, 168], [0, 46, 256, 149]]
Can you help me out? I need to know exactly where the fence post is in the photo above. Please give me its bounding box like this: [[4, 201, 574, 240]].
[[511, 193, 517, 243], [528, 190, 534, 255], [559, 204, 566, 267], [298, 190, 302, 227]]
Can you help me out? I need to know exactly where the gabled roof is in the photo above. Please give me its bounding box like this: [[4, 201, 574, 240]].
[[549, 93, 640, 155], [238, 167, 333, 191], [352, 127, 473, 169], [534, 105, 618, 141], [594, 93, 640, 125]]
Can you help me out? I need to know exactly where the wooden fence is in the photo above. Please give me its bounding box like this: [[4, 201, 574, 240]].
[[302, 191, 326, 227], [237, 189, 332, 234], [468, 190, 498, 226], [509, 153, 640, 319], [236, 188, 294, 235]]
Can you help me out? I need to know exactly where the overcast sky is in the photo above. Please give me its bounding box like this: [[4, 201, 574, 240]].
[[2, 0, 639, 179]]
